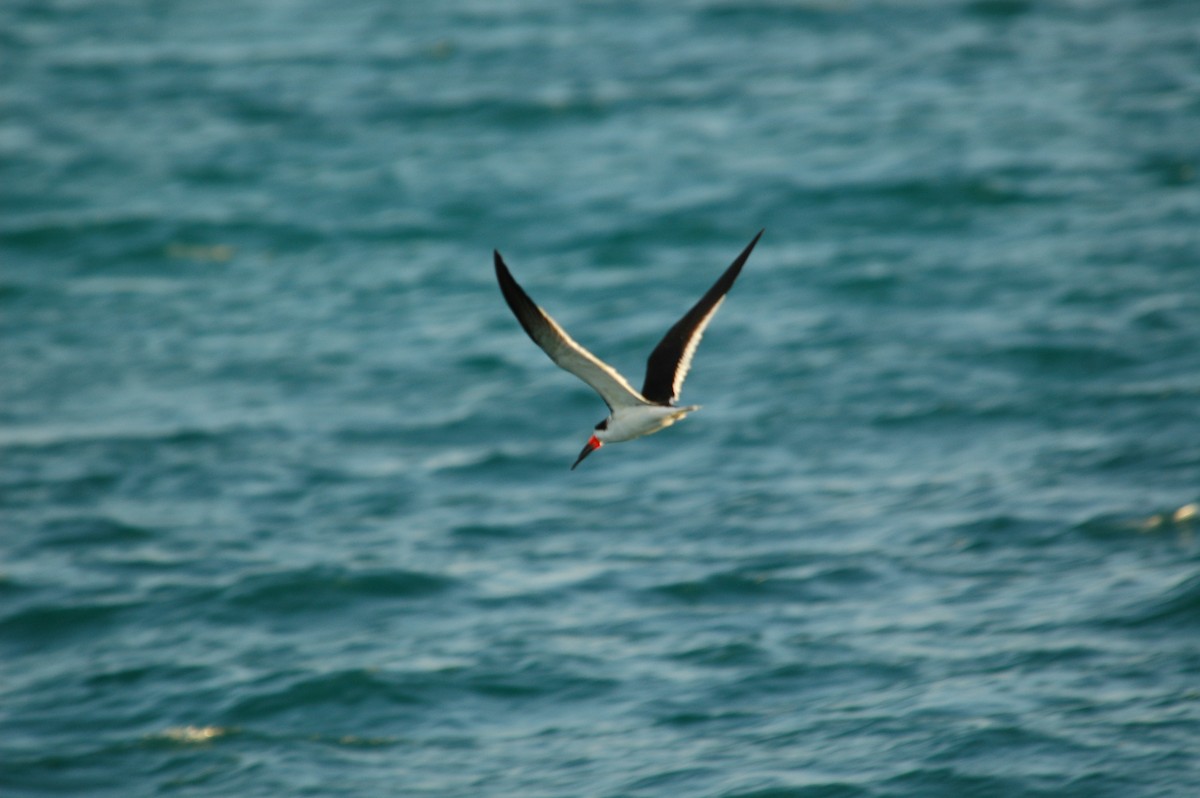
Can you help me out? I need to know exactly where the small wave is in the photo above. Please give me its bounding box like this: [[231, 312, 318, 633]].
[[85, 661, 215, 690], [622, 767, 720, 793], [227, 668, 424, 721], [652, 565, 875, 605], [0, 418, 288, 452], [67, 276, 192, 295], [943, 514, 1060, 552], [1105, 572, 1200, 630], [925, 722, 1091, 766], [670, 640, 768, 668], [451, 522, 527, 540], [865, 174, 1037, 207], [227, 661, 617, 726], [462, 668, 617, 701], [655, 708, 760, 729], [421, 445, 557, 475], [0, 281, 28, 301], [365, 79, 729, 131], [699, 2, 852, 30], [869, 397, 1025, 427], [884, 767, 1038, 797], [0, 209, 328, 259], [967, 0, 1033, 19], [765, 172, 1047, 223], [0, 600, 134, 653], [991, 342, 1139, 375], [720, 784, 869, 798], [730, 659, 915, 702], [0, 209, 165, 248], [653, 570, 804, 604], [42, 515, 156, 546], [222, 565, 453, 613]]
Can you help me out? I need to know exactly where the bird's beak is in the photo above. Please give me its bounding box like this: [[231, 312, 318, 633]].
[[571, 435, 602, 470]]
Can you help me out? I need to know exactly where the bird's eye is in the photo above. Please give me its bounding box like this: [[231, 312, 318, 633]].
[[595, 419, 608, 431]]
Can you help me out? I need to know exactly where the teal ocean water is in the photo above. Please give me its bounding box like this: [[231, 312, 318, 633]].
[[3, 1, 1199, 795]]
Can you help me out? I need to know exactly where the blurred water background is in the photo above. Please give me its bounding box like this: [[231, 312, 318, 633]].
[[3, 1, 1200, 796]]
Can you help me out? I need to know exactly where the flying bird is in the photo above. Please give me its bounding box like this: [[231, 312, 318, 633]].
[[493, 230, 763, 469]]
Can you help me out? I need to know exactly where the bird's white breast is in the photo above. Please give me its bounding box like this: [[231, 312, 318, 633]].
[[602, 404, 701, 443]]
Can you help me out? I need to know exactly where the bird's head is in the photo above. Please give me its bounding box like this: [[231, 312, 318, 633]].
[[570, 417, 609, 470]]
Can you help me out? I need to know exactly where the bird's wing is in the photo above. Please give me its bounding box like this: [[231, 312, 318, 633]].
[[494, 251, 650, 411], [640, 230, 763, 406]]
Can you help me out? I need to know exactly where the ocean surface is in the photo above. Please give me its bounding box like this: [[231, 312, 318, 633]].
[[3, 1, 1199, 796]]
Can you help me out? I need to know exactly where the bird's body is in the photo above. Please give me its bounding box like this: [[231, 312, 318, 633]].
[[494, 230, 762, 469], [600, 402, 700, 444]]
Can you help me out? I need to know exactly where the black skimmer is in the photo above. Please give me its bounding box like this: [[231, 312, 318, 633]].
[[494, 230, 763, 469]]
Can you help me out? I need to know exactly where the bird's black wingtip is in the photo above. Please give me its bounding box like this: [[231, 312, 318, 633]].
[[494, 250, 515, 282], [724, 229, 764, 274]]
